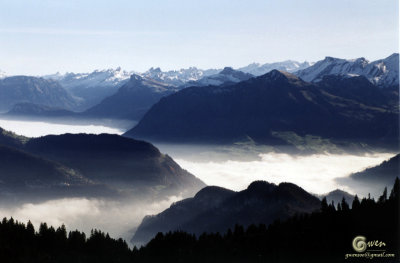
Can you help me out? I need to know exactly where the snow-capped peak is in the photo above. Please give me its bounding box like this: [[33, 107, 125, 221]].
[[238, 60, 312, 76], [44, 67, 134, 89], [295, 53, 399, 87], [141, 67, 220, 86]]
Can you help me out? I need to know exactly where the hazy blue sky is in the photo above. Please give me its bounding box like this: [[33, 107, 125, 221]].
[[0, 0, 398, 75]]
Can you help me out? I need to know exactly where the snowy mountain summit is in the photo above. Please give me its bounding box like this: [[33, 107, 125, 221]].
[[295, 53, 399, 87], [45, 67, 134, 89], [239, 60, 312, 76], [142, 67, 220, 87]]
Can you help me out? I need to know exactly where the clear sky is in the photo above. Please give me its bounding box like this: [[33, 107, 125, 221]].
[[0, 0, 398, 75]]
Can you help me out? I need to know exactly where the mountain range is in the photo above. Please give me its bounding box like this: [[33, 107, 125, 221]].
[[239, 60, 312, 76], [295, 53, 399, 87], [83, 74, 178, 121], [131, 180, 321, 245], [1, 54, 398, 126], [141, 67, 220, 87], [126, 70, 398, 149], [44, 68, 134, 111], [0, 76, 78, 112], [182, 67, 254, 87]]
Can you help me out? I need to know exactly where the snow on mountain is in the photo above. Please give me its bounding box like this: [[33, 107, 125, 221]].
[[141, 67, 220, 87], [238, 60, 312, 76], [43, 68, 135, 111], [44, 67, 134, 89], [295, 53, 399, 87], [183, 67, 254, 87]]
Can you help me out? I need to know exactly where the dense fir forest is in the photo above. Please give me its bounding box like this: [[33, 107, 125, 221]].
[[0, 178, 399, 263]]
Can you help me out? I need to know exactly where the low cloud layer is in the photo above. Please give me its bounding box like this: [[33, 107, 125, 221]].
[[0, 195, 182, 244], [0, 118, 124, 137], [175, 152, 394, 195]]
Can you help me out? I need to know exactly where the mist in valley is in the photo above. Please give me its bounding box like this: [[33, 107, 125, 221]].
[[0, 117, 133, 137], [156, 143, 396, 197], [0, 119, 396, 245], [0, 194, 183, 245]]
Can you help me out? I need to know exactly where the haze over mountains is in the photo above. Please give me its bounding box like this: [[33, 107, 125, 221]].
[[44, 68, 134, 111], [0, 76, 78, 112], [1, 54, 398, 124], [83, 74, 178, 121]]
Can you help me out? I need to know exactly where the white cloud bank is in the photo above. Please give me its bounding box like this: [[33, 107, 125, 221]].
[[175, 152, 395, 195]]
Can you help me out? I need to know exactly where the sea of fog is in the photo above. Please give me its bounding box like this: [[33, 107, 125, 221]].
[[0, 118, 395, 244], [0, 118, 125, 137], [174, 152, 393, 195]]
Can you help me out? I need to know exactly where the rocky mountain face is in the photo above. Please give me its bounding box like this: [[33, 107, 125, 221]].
[[131, 181, 321, 245]]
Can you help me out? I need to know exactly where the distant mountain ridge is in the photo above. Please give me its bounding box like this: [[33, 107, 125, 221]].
[[131, 181, 321, 245], [239, 60, 312, 76], [350, 154, 400, 185], [44, 68, 134, 110], [83, 74, 178, 121], [0, 76, 78, 112], [295, 53, 399, 87], [182, 67, 254, 87], [142, 67, 220, 87]]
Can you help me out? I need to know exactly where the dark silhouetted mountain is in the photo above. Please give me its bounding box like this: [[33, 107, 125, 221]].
[[320, 189, 354, 207], [6, 102, 76, 117], [135, 179, 399, 263], [126, 70, 398, 148], [0, 76, 78, 112], [83, 74, 178, 121], [295, 53, 399, 88], [182, 67, 254, 87], [0, 145, 112, 201], [132, 181, 320, 245], [350, 154, 399, 185], [22, 133, 205, 197]]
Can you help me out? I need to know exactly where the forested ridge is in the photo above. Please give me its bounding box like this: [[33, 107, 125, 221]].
[[0, 178, 398, 263]]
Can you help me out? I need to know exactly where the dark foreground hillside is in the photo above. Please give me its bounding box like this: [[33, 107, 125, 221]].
[[0, 178, 398, 263]]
